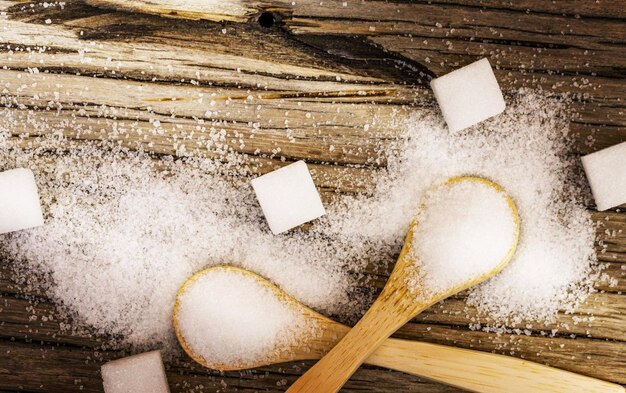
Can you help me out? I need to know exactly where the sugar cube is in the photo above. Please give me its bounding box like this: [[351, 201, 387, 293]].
[[430, 58, 506, 132], [0, 168, 44, 235], [251, 160, 326, 234], [101, 350, 170, 393], [581, 141, 626, 211]]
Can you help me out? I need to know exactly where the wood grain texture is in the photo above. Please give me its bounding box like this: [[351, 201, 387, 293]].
[[0, 0, 625, 391], [84, 0, 256, 22]]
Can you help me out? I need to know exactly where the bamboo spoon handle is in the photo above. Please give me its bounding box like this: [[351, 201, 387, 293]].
[[286, 302, 407, 393], [366, 338, 625, 393]]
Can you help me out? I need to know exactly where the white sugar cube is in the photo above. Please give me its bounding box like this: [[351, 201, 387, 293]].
[[0, 168, 44, 235], [430, 58, 506, 132], [251, 160, 326, 234], [581, 141, 626, 211], [101, 350, 170, 393]]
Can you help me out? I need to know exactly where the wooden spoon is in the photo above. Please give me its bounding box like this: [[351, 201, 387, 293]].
[[287, 176, 520, 392], [173, 265, 624, 393]]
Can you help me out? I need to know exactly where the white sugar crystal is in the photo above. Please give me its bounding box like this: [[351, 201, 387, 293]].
[[409, 180, 517, 296], [176, 268, 312, 368], [581, 141, 626, 211], [251, 161, 326, 234], [0, 168, 44, 234], [101, 351, 170, 393], [430, 58, 506, 132]]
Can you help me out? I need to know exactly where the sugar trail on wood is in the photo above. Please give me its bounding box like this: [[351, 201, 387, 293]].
[[0, 90, 600, 351]]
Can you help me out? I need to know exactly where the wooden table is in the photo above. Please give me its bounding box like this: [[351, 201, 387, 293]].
[[0, 0, 624, 391]]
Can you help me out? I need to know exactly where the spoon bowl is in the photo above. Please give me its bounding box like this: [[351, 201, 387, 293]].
[[173, 265, 342, 371]]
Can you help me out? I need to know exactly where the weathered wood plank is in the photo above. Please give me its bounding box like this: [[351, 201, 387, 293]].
[[2, 273, 625, 382], [85, 0, 257, 23], [1, 69, 623, 172], [415, 293, 626, 341], [394, 323, 626, 384], [1, 2, 624, 167], [79, 1, 626, 85], [0, 338, 464, 392], [4, 279, 625, 346], [410, 0, 626, 19], [2, 298, 624, 389], [83, 0, 626, 24]]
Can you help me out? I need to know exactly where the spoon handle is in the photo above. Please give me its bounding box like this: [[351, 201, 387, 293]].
[[286, 300, 408, 393], [367, 339, 625, 393]]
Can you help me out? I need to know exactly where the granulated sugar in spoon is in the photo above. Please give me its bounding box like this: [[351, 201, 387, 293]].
[[287, 176, 519, 392], [173, 266, 624, 393]]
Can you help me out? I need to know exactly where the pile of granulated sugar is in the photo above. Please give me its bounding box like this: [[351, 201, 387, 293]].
[[175, 268, 315, 368], [407, 179, 518, 299], [0, 90, 599, 352], [0, 145, 371, 349], [324, 90, 598, 326]]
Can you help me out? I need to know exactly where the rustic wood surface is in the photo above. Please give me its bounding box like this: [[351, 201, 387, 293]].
[[0, 0, 624, 391]]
